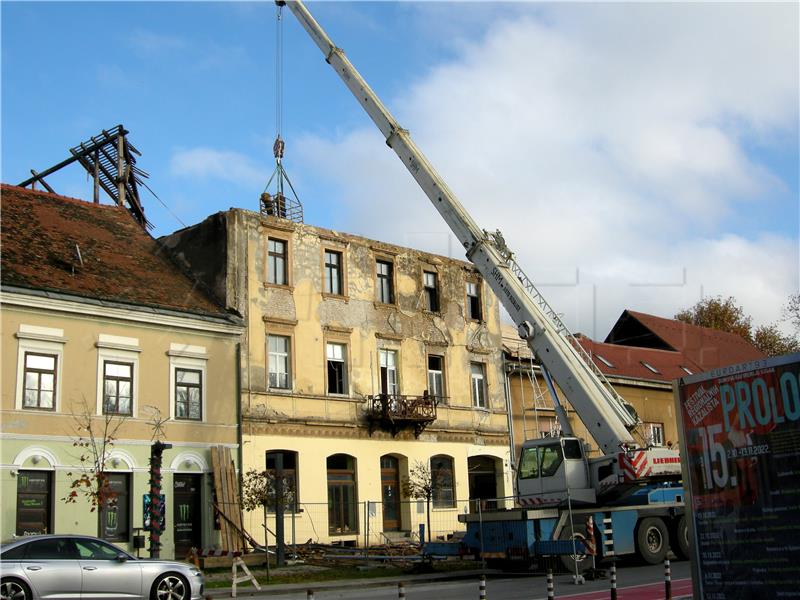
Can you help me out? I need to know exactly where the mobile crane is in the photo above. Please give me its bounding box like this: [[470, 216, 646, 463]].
[[282, 0, 688, 570]]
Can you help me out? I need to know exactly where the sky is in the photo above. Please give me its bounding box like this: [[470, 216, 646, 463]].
[[3, 1, 798, 340]]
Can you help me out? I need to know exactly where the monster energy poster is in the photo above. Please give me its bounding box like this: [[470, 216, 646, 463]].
[[676, 353, 800, 599], [143, 494, 166, 531]]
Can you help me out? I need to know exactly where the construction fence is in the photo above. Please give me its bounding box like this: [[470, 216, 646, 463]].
[[236, 497, 515, 550]]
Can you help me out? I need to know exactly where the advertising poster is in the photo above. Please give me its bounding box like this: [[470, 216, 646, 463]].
[[676, 353, 800, 599], [143, 494, 166, 532]]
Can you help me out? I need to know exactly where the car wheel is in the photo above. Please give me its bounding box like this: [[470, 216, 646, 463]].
[[636, 517, 669, 564], [1, 578, 31, 600], [151, 573, 189, 600]]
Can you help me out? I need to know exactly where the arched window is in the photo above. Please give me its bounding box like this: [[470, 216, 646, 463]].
[[431, 455, 455, 508], [266, 450, 298, 513], [327, 454, 357, 534]]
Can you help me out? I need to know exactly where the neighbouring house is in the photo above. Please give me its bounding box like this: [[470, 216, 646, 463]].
[[504, 311, 765, 463], [0, 185, 243, 559], [160, 208, 513, 546]]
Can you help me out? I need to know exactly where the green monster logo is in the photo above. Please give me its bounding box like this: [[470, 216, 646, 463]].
[[18, 474, 29, 488], [106, 509, 118, 529], [179, 504, 190, 522]]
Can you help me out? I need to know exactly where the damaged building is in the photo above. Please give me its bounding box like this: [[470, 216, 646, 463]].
[[160, 208, 514, 545]]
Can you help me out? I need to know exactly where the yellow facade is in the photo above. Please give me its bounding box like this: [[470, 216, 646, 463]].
[[0, 290, 242, 558], [162, 209, 514, 545]]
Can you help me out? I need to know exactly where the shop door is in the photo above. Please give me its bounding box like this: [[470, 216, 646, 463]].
[[468, 456, 498, 510], [380, 456, 401, 531], [16, 470, 52, 535], [173, 474, 202, 559]]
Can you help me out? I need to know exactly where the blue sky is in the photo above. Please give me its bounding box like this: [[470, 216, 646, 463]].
[[3, 1, 798, 338]]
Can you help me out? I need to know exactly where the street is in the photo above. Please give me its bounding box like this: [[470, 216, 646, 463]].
[[229, 560, 692, 599]]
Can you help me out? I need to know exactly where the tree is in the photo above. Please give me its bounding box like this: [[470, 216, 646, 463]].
[[753, 324, 800, 357], [62, 399, 127, 534], [240, 467, 295, 567], [401, 460, 434, 544], [675, 296, 752, 340], [675, 295, 800, 357]]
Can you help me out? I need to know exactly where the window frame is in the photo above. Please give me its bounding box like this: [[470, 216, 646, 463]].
[[267, 236, 289, 286], [267, 334, 292, 390], [379, 348, 399, 396], [327, 454, 359, 535], [430, 455, 456, 509], [265, 450, 299, 514], [21, 352, 58, 411], [466, 280, 483, 322], [647, 422, 665, 447], [375, 259, 395, 305], [15, 325, 65, 412], [168, 345, 208, 422], [470, 362, 487, 409], [95, 335, 140, 417], [427, 354, 446, 403], [423, 270, 440, 313], [323, 249, 345, 297], [101, 361, 134, 416], [326, 341, 349, 396]]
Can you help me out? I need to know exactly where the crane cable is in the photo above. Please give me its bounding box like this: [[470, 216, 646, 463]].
[[274, 2, 284, 152]]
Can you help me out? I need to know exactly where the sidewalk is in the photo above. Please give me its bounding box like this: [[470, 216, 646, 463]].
[[205, 568, 491, 598]]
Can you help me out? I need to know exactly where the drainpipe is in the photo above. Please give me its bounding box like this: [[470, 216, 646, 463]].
[[502, 354, 517, 498]]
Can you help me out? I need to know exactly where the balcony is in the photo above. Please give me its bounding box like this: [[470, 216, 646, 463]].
[[365, 393, 440, 438]]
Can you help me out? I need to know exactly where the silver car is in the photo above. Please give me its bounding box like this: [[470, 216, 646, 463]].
[[0, 534, 204, 600]]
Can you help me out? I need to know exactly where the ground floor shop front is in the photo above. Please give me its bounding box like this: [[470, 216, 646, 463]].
[[240, 430, 514, 547], [0, 437, 237, 560]]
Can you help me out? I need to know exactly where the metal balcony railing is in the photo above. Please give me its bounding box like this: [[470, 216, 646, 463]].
[[365, 393, 439, 438]]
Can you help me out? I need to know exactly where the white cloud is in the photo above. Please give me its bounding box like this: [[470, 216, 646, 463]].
[[169, 147, 266, 188], [294, 2, 798, 336]]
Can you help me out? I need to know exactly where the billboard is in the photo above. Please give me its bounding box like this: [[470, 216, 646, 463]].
[[675, 353, 800, 600]]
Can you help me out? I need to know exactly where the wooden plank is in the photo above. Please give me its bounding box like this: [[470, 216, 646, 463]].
[[219, 447, 233, 551], [211, 446, 231, 551], [228, 447, 245, 551], [226, 447, 245, 552]]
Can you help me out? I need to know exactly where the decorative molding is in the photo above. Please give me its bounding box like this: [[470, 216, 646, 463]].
[[263, 316, 298, 327], [375, 332, 403, 342], [324, 325, 353, 334], [259, 219, 296, 233]]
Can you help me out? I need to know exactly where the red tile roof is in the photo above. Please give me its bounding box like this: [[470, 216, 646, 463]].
[[1, 184, 227, 317], [607, 310, 765, 371], [575, 336, 697, 382]]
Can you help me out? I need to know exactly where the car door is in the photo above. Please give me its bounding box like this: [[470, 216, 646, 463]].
[[20, 537, 82, 600], [73, 538, 142, 600]]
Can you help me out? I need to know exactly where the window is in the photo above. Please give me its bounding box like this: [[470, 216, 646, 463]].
[[24, 537, 76, 560], [102, 362, 133, 415], [327, 454, 357, 534], [23, 352, 57, 410], [379, 349, 398, 395], [423, 271, 439, 312], [518, 447, 539, 480], [324, 250, 343, 295], [466, 281, 482, 321], [539, 444, 564, 477], [74, 538, 128, 560], [268, 335, 291, 389], [647, 423, 665, 447], [175, 368, 202, 420], [680, 366, 694, 375], [376, 260, 394, 304], [427, 355, 445, 402], [431, 455, 455, 508], [540, 417, 562, 438], [595, 354, 615, 368], [16, 470, 52, 536], [470, 362, 487, 408], [641, 361, 660, 374], [268, 238, 288, 285], [266, 451, 298, 513], [100, 473, 129, 541], [327, 343, 348, 395]]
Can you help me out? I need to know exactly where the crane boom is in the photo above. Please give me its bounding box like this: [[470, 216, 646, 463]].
[[284, 0, 639, 454]]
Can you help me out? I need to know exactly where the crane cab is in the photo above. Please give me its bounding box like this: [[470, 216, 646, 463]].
[[516, 436, 596, 506]]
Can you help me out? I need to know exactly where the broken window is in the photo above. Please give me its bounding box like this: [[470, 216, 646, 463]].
[[423, 271, 439, 312], [379, 349, 398, 395], [326, 342, 347, 395], [466, 281, 482, 321], [324, 250, 343, 295], [376, 260, 394, 304], [427, 355, 445, 403], [268, 238, 288, 285]]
